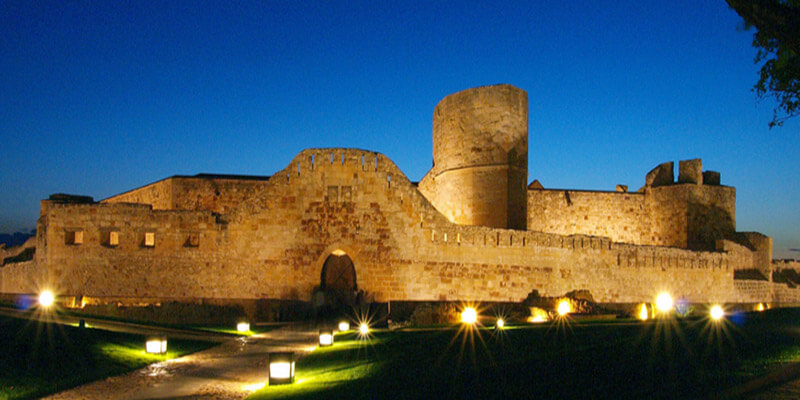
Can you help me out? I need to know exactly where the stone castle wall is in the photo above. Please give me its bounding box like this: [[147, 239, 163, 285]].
[[647, 184, 735, 250], [1, 148, 762, 306], [13, 202, 226, 298], [104, 175, 271, 215], [103, 178, 174, 209], [527, 189, 648, 244], [526, 176, 736, 250]]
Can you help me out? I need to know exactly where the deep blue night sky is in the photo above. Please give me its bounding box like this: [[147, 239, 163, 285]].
[[1, 1, 798, 257]]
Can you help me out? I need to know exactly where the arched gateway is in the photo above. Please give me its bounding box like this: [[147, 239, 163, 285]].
[[321, 252, 357, 292], [316, 250, 358, 311]]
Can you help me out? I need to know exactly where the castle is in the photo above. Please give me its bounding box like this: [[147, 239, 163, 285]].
[[1, 84, 798, 319]]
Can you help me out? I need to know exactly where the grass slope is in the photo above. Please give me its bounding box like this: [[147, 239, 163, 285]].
[[0, 315, 215, 400], [250, 309, 800, 400]]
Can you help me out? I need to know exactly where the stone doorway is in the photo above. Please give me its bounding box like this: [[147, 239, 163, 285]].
[[315, 251, 358, 314], [321, 252, 357, 292]]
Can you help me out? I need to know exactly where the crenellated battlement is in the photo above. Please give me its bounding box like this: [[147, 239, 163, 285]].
[[528, 158, 737, 251]]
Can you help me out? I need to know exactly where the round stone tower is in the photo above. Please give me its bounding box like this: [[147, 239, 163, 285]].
[[428, 84, 528, 229]]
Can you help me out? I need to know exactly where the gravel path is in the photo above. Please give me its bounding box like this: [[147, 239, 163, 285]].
[[42, 327, 318, 400]]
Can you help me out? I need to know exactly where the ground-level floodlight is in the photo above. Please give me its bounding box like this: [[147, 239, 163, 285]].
[[556, 299, 571, 316], [461, 307, 478, 324], [38, 290, 55, 308], [269, 352, 295, 385], [655, 292, 673, 314], [146, 337, 168, 354], [637, 303, 649, 321], [496, 318, 505, 329], [319, 329, 333, 346], [710, 305, 725, 321], [756, 303, 765, 312], [237, 322, 251, 333], [338, 321, 350, 331], [359, 322, 370, 336], [528, 307, 549, 323]]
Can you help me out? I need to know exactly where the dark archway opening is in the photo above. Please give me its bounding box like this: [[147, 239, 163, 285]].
[[321, 253, 357, 292], [314, 252, 360, 320]]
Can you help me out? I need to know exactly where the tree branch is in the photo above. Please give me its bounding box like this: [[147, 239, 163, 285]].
[[726, 0, 800, 56]]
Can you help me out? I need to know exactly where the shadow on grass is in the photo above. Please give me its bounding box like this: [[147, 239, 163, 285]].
[[249, 309, 800, 400]]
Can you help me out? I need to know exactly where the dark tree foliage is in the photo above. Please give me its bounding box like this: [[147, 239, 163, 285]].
[[726, 0, 800, 128]]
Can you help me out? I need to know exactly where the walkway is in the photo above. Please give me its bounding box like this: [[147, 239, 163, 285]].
[[41, 326, 318, 400]]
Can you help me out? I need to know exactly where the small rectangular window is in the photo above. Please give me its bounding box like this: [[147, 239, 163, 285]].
[[341, 186, 352, 202], [102, 230, 119, 247], [185, 233, 199, 248], [66, 230, 84, 245], [327, 186, 339, 202], [143, 232, 155, 247]]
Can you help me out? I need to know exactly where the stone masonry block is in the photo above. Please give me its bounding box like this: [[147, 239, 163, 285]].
[[703, 171, 720, 185], [645, 162, 674, 187], [678, 159, 702, 184]]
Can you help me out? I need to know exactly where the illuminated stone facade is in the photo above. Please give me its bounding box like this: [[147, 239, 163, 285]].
[[1, 84, 796, 312]]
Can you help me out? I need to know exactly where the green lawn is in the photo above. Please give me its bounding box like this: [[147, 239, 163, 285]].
[[0, 314, 215, 400], [249, 309, 800, 399]]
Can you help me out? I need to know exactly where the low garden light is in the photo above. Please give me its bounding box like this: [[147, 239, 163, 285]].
[[338, 321, 350, 331], [655, 292, 673, 314], [237, 322, 251, 333], [319, 329, 333, 346], [268, 352, 295, 385], [637, 303, 649, 321], [38, 290, 55, 308], [359, 322, 370, 336], [556, 299, 571, 316], [145, 337, 167, 354], [710, 305, 725, 321], [756, 303, 765, 312], [461, 307, 478, 324], [496, 318, 505, 329]]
